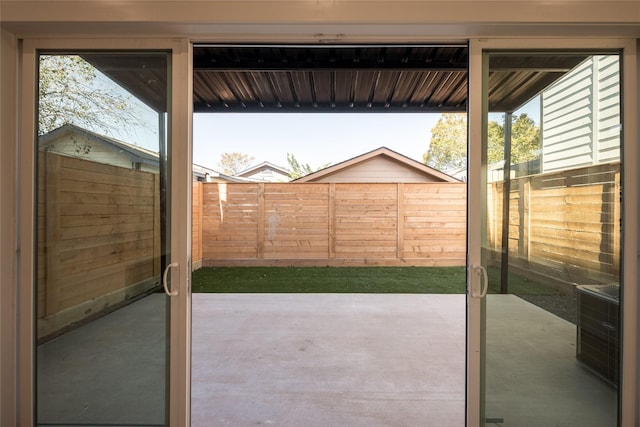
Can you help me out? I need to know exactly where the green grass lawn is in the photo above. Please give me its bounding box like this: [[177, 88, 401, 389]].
[[192, 266, 466, 293], [191, 266, 559, 294]]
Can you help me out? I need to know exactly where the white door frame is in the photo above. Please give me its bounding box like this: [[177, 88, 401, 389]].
[[18, 38, 192, 426], [466, 37, 638, 427], [16, 35, 638, 427]]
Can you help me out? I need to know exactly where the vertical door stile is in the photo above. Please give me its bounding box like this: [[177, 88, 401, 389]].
[[466, 38, 485, 427]]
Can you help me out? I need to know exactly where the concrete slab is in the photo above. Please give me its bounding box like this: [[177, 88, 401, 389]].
[[36, 292, 618, 427], [37, 294, 166, 426], [485, 295, 617, 427], [191, 294, 466, 427]]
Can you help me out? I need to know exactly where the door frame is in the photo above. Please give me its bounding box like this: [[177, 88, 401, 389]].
[[466, 37, 638, 427], [18, 38, 192, 426]]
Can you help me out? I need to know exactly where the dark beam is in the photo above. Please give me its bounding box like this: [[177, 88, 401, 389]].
[[193, 62, 467, 72], [193, 103, 467, 113]]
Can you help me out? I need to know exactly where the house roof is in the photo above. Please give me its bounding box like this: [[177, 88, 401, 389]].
[[294, 146, 459, 183], [235, 161, 291, 178], [40, 124, 250, 182], [39, 124, 161, 167], [192, 163, 252, 182]]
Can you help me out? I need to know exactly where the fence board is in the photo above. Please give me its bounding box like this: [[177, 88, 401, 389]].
[[197, 182, 467, 266], [192, 182, 203, 268], [37, 152, 160, 339], [489, 162, 621, 285]]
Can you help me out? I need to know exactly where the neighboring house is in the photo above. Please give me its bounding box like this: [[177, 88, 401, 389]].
[[448, 165, 468, 182], [235, 161, 291, 182], [39, 123, 160, 173], [294, 146, 459, 183], [40, 124, 241, 182], [193, 163, 250, 183], [453, 56, 620, 181], [541, 55, 621, 172]]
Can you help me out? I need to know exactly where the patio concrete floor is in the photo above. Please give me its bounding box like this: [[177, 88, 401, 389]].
[[191, 294, 466, 427], [37, 293, 618, 427]]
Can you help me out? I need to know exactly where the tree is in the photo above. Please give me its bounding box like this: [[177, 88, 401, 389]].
[[487, 120, 505, 164], [509, 113, 540, 163], [286, 153, 330, 179], [218, 152, 255, 175], [423, 112, 541, 172], [38, 55, 146, 140], [423, 113, 467, 171]]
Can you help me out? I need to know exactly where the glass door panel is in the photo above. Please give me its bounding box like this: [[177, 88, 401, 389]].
[[35, 51, 171, 426], [480, 50, 622, 426]]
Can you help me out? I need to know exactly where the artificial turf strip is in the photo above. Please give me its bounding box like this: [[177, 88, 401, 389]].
[[191, 266, 467, 294], [191, 266, 561, 295]]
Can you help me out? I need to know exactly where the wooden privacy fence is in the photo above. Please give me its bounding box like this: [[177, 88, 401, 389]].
[[192, 182, 467, 267], [487, 162, 621, 286], [38, 152, 161, 339]]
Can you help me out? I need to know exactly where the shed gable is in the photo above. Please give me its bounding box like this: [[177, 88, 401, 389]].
[[307, 155, 442, 183], [295, 147, 458, 183]]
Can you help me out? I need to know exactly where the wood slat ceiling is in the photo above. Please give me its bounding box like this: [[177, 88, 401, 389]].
[[193, 45, 589, 113], [193, 45, 469, 113], [85, 46, 590, 114]]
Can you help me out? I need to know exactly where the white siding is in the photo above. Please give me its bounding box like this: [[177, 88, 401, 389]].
[[541, 55, 621, 172], [596, 56, 622, 164], [42, 134, 158, 173]]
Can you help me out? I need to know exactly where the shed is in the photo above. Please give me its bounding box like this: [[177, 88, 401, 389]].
[[294, 147, 459, 183]]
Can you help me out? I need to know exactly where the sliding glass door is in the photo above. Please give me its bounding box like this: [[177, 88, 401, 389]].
[[21, 39, 191, 427], [467, 39, 638, 427]]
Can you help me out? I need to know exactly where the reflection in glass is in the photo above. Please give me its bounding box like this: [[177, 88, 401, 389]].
[[482, 53, 621, 426], [36, 52, 169, 426]]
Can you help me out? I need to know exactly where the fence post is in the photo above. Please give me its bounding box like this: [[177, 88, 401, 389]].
[[613, 171, 621, 274], [517, 179, 530, 264], [154, 174, 161, 276], [44, 152, 61, 316], [328, 183, 336, 259], [257, 183, 265, 259], [397, 183, 404, 261]]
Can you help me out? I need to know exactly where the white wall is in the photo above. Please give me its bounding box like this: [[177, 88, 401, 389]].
[[541, 56, 621, 172], [43, 134, 159, 173]]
